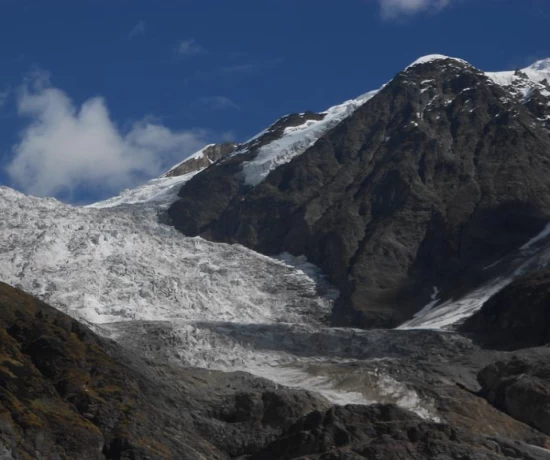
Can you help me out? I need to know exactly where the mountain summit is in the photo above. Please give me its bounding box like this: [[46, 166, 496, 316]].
[[168, 55, 550, 328]]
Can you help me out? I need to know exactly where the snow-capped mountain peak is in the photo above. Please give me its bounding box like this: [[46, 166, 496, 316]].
[[405, 54, 471, 70]]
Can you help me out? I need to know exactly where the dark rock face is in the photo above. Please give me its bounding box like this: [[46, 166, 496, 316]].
[[164, 142, 238, 177], [0, 282, 218, 459], [169, 58, 550, 327], [478, 349, 550, 436], [248, 404, 550, 460], [460, 267, 550, 349]]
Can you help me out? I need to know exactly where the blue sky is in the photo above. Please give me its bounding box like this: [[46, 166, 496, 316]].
[[0, 0, 549, 203]]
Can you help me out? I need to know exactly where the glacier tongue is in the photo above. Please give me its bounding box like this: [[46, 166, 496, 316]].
[[0, 181, 443, 419]]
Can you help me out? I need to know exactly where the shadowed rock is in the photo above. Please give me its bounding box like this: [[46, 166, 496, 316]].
[[460, 267, 550, 349]]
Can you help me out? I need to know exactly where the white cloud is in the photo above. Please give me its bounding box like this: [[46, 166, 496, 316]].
[[176, 39, 206, 57], [377, 0, 452, 18], [6, 76, 211, 198], [128, 20, 146, 38]]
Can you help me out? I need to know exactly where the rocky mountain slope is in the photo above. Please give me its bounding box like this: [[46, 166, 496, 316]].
[[169, 55, 550, 328]]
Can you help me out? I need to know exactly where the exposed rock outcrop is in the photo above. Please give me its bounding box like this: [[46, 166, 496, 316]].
[[164, 142, 238, 177], [478, 349, 550, 436], [248, 404, 550, 460], [460, 267, 550, 349]]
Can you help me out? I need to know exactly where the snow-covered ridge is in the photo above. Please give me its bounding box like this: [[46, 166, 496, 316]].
[[486, 58, 550, 102], [167, 55, 549, 190], [240, 89, 380, 186], [528, 58, 550, 72], [89, 55, 549, 200]]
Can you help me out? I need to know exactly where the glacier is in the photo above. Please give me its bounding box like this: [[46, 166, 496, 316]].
[[0, 179, 445, 419]]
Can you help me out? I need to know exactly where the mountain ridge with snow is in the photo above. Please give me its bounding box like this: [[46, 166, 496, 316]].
[[3, 54, 550, 428]]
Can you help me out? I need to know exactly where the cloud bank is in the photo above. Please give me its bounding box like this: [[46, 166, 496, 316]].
[[6, 76, 211, 199], [378, 0, 452, 18]]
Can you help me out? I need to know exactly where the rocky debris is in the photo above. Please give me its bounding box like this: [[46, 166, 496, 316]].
[[246, 404, 550, 460], [169, 56, 550, 328], [164, 142, 238, 177], [460, 267, 550, 349], [328, 357, 548, 447], [478, 348, 550, 436], [104, 319, 550, 449]]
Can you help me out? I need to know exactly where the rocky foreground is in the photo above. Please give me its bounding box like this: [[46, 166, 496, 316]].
[[1, 281, 550, 459]]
